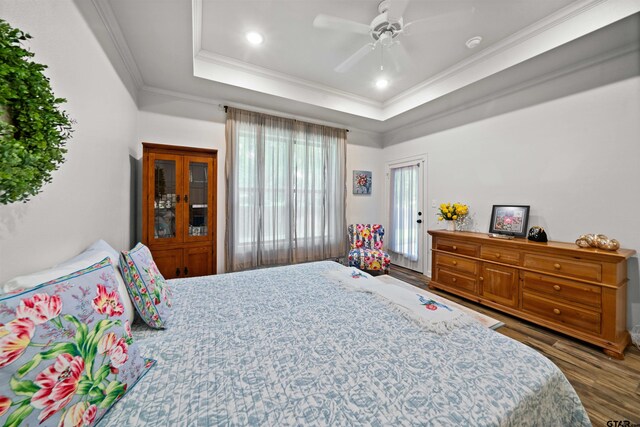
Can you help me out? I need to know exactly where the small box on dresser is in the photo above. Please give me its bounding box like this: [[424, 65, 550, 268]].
[[428, 230, 636, 359]]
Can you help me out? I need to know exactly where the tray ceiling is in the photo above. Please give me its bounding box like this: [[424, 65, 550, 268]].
[[80, 0, 639, 128]]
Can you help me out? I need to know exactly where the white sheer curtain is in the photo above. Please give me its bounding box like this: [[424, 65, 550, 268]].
[[225, 108, 347, 271], [389, 165, 419, 261]]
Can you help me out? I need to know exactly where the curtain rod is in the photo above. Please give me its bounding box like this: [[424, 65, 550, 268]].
[[223, 105, 349, 132]]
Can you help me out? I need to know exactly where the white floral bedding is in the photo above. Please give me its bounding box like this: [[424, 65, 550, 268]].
[[99, 261, 590, 426]]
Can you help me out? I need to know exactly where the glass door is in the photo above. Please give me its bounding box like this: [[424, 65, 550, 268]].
[[148, 153, 183, 244], [387, 157, 425, 272], [183, 156, 213, 243]]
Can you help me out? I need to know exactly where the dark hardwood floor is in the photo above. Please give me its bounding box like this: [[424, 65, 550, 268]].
[[388, 264, 640, 427]]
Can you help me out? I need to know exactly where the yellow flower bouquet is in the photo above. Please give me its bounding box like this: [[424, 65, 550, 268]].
[[437, 202, 469, 221]]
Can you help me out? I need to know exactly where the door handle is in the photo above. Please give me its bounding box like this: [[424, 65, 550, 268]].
[[175, 268, 180, 277], [417, 219, 422, 224]]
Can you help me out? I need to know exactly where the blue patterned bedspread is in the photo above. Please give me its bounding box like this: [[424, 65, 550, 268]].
[[100, 261, 590, 426]]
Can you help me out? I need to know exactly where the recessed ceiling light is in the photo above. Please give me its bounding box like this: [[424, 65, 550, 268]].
[[246, 31, 263, 45], [465, 36, 482, 49], [375, 78, 389, 89]]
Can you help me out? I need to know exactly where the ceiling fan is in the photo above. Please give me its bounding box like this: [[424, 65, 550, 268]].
[[313, 0, 419, 73]]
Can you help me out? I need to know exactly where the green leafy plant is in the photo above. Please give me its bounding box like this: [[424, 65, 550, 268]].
[[0, 19, 73, 204]]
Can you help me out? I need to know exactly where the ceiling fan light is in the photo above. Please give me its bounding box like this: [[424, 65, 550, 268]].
[[375, 78, 389, 89], [246, 31, 264, 45]]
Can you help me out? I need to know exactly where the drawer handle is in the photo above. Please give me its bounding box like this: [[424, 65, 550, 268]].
[[495, 253, 501, 258], [553, 308, 561, 315], [452, 278, 457, 282], [553, 285, 561, 291], [452, 246, 457, 250], [452, 261, 458, 265], [553, 263, 561, 270], [479, 276, 484, 281]]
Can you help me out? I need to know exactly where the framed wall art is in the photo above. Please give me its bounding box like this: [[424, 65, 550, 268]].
[[353, 170, 372, 195], [489, 205, 530, 237]]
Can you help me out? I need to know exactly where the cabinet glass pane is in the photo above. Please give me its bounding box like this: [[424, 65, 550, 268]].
[[189, 162, 208, 237], [154, 160, 177, 239]]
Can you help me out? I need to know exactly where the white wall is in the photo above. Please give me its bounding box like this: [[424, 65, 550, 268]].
[[346, 144, 384, 226], [136, 111, 226, 273], [383, 77, 640, 328], [0, 1, 139, 282]]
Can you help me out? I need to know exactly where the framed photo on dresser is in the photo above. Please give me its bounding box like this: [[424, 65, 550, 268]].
[[489, 205, 530, 237]]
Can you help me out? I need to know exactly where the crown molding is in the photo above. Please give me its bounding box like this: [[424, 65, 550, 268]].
[[90, 0, 145, 89], [192, 0, 202, 56], [138, 85, 382, 141], [194, 51, 382, 108]]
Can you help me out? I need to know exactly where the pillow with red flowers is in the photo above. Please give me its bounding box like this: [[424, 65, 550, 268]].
[[119, 243, 172, 329], [0, 258, 155, 427]]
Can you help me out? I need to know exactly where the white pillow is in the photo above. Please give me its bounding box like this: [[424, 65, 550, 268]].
[[1, 240, 135, 324]]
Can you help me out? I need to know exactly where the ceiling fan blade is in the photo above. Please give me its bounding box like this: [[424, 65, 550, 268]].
[[335, 43, 375, 73], [404, 9, 475, 35], [313, 14, 371, 35], [386, 0, 410, 21]]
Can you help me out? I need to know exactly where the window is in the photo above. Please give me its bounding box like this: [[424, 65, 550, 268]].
[[226, 108, 347, 271]]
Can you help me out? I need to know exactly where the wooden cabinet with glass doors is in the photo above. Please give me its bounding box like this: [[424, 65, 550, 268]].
[[142, 143, 217, 279]]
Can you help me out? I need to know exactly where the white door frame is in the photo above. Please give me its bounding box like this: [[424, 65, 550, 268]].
[[385, 154, 427, 273]]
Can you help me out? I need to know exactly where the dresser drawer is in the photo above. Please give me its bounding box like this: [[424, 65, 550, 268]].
[[436, 268, 477, 294], [436, 238, 479, 257], [480, 245, 520, 265], [522, 292, 601, 335], [435, 253, 478, 275], [522, 272, 601, 309], [523, 254, 602, 282]]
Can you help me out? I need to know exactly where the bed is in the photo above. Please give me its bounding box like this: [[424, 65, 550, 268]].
[[100, 261, 590, 426]]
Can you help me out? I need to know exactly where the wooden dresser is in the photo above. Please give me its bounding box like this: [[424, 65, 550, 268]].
[[428, 230, 636, 358]]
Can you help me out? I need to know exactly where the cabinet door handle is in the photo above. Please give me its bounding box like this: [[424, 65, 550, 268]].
[[495, 253, 501, 258], [553, 263, 561, 269], [176, 195, 180, 203], [479, 276, 484, 281], [417, 219, 422, 224], [553, 308, 561, 315], [452, 246, 457, 250], [553, 285, 561, 291], [176, 268, 180, 277], [452, 261, 458, 265], [452, 277, 457, 282], [184, 194, 189, 203], [184, 266, 189, 276]]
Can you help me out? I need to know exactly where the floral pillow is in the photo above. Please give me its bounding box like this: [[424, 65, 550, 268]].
[[119, 243, 172, 329], [0, 258, 155, 427]]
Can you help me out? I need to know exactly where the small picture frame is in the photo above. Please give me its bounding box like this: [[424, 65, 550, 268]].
[[489, 205, 530, 237], [353, 170, 372, 195]]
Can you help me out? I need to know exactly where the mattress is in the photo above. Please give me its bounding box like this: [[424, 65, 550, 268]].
[[99, 261, 590, 426]]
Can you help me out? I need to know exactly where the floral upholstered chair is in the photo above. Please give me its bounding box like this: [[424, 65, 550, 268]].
[[347, 224, 391, 273]]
